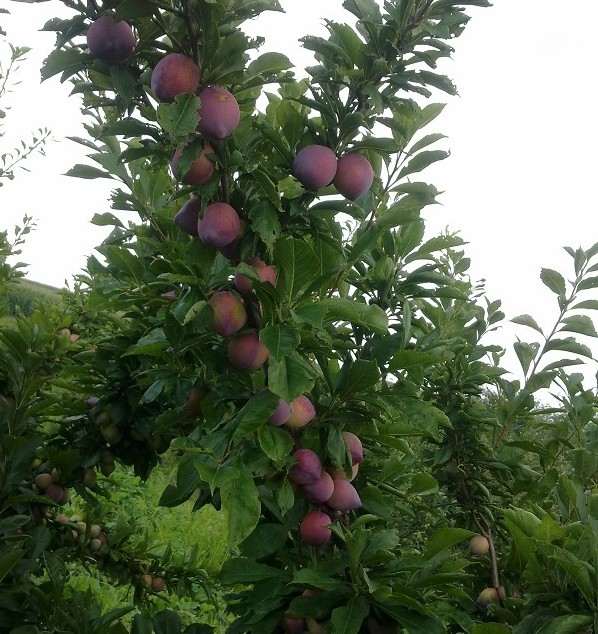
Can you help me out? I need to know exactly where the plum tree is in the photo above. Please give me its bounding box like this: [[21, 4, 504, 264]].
[[171, 143, 214, 185], [151, 53, 200, 102], [227, 330, 269, 371], [208, 291, 247, 337], [293, 144, 337, 190], [197, 85, 240, 139], [86, 16, 135, 64], [299, 511, 331, 547], [197, 202, 241, 247], [333, 153, 374, 200]]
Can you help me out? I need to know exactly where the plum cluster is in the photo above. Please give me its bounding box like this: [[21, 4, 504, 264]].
[[293, 144, 374, 200]]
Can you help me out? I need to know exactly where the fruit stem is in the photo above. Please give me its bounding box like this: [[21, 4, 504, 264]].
[[473, 515, 500, 591]]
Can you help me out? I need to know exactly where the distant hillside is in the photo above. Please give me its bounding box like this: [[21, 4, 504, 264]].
[[19, 278, 64, 298]]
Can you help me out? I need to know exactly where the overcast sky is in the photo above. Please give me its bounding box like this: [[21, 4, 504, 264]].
[[2, 0, 597, 385]]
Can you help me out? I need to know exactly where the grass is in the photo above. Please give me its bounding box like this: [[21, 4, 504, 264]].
[[66, 452, 231, 631]]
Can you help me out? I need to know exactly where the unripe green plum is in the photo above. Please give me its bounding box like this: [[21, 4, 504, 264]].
[[333, 153, 374, 200], [171, 143, 214, 185], [88, 538, 102, 552], [197, 85, 240, 139], [476, 587, 500, 610], [293, 144, 337, 190], [83, 468, 97, 488], [208, 291, 247, 337], [469, 534, 490, 556], [285, 395, 316, 428], [86, 16, 135, 64], [151, 53, 200, 102], [174, 197, 201, 237], [342, 431, 363, 464], [101, 423, 123, 445], [35, 473, 53, 491], [227, 330, 269, 371], [89, 524, 102, 539], [299, 510, 332, 547], [151, 576, 166, 592], [303, 470, 334, 503], [141, 574, 153, 588], [327, 479, 361, 511], [234, 257, 277, 295], [289, 448, 322, 485], [197, 202, 241, 248]]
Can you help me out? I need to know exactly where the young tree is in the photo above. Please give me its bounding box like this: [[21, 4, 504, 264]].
[[1, 1, 596, 633]]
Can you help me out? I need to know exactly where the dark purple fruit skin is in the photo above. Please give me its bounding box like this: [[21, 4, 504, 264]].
[[333, 153, 374, 200], [151, 53, 200, 102], [293, 145, 337, 190], [87, 16, 135, 64], [197, 86, 241, 140], [174, 197, 201, 236]]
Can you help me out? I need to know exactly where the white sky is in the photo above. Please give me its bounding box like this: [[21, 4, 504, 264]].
[[2, 0, 598, 386]]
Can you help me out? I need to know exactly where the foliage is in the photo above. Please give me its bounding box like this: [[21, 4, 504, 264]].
[[0, 1, 596, 633], [0, 41, 50, 185]]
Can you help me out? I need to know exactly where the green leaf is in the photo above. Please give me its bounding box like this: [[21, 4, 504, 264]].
[[256, 424, 294, 463], [123, 329, 168, 357], [377, 195, 424, 229], [408, 473, 439, 496], [152, 610, 182, 634], [471, 625, 511, 634], [260, 325, 301, 360], [308, 297, 388, 335], [330, 596, 369, 634], [219, 557, 282, 584], [424, 527, 474, 560], [220, 467, 262, 549], [544, 337, 593, 359], [274, 237, 320, 302], [292, 568, 346, 591], [540, 267, 566, 295], [232, 390, 281, 437], [577, 275, 598, 291], [559, 314, 598, 337], [157, 94, 199, 138], [388, 350, 440, 371], [338, 359, 381, 398], [64, 164, 112, 179], [247, 52, 292, 75], [40, 47, 84, 81], [398, 150, 449, 179], [513, 340, 539, 376], [512, 314, 544, 335], [267, 352, 317, 402], [535, 615, 594, 634], [0, 549, 25, 582]]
